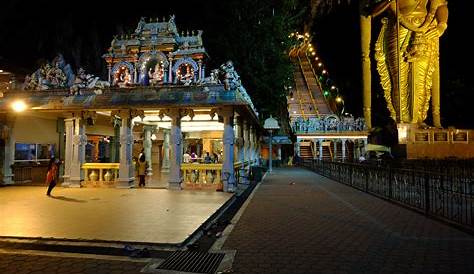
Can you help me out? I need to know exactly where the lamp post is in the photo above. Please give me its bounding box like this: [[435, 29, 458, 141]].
[[264, 115, 280, 173]]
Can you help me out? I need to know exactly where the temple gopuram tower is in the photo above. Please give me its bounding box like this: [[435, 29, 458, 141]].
[[103, 16, 207, 87]]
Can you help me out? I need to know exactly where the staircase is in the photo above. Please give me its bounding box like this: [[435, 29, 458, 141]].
[[299, 144, 313, 159], [288, 45, 334, 122]]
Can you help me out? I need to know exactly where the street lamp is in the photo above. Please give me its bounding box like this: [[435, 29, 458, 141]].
[[264, 115, 280, 173]]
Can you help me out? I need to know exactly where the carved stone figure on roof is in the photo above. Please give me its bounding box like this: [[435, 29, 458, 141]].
[[70, 68, 110, 94], [53, 54, 75, 86], [202, 69, 220, 84], [135, 17, 146, 34], [168, 15, 177, 34], [196, 30, 203, 46]]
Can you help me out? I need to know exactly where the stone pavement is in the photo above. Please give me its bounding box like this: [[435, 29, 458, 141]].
[[222, 168, 474, 274], [0, 252, 147, 274]]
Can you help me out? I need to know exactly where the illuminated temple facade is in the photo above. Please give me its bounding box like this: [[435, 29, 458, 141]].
[[0, 16, 260, 192]]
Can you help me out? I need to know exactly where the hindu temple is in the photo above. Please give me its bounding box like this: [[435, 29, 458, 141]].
[[0, 16, 261, 192]]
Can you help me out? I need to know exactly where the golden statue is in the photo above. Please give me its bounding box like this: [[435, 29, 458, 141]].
[[361, 0, 449, 128]]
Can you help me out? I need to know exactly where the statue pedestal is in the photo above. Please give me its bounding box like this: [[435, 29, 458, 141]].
[[396, 126, 474, 159]]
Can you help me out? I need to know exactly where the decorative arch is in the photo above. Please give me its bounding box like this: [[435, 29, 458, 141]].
[[111, 61, 135, 85], [172, 57, 198, 72], [137, 51, 169, 70], [137, 51, 169, 85], [172, 57, 199, 84]]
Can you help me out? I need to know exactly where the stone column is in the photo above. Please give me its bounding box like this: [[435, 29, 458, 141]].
[[221, 108, 236, 192], [68, 117, 86, 187], [161, 129, 170, 173], [107, 64, 112, 83], [333, 140, 338, 161], [341, 138, 347, 161], [249, 126, 255, 161], [1, 117, 15, 185], [236, 117, 244, 165], [362, 139, 368, 157], [62, 118, 74, 185], [319, 140, 323, 160], [168, 55, 173, 84], [168, 109, 183, 190], [312, 140, 318, 159], [110, 119, 120, 163], [243, 121, 250, 163], [143, 125, 155, 176], [117, 113, 134, 188], [198, 60, 203, 82]]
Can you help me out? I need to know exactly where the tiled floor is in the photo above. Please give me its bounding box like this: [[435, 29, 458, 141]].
[[0, 186, 231, 244]]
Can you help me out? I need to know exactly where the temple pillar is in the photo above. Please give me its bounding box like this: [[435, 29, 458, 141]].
[[107, 64, 112, 83], [168, 109, 183, 190], [362, 139, 368, 157], [319, 140, 323, 160], [235, 116, 243, 164], [62, 118, 74, 185], [221, 108, 236, 192], [243, 121, 250, 163], [68, 117, 86, 187], [249, 126, 255, 161], [168, 55, 173, 84], [198, 60, 203, 82], [143, 125, 156, 176], [110, 118, 120, 163], [117, 111, 135, 188], [1, 116, 15, 185], [341, 139, 347, 161], [161, 129, 170, 173]]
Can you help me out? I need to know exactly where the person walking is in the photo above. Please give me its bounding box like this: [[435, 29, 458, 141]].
[[46, 157, 60, 196], [137, 154, 148, 187]]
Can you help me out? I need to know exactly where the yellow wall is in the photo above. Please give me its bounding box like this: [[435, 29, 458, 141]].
[[14, 114, 59, 145], [86, 124, 114, 136]]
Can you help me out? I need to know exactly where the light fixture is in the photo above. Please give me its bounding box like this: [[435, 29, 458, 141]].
[[322, 70, 327, 74], [331, 86, 336, 90], [11, 100, 27, 112], [336, 96, 343, 103], [151, 134, 157, 141], [318, 63, 323, 67]]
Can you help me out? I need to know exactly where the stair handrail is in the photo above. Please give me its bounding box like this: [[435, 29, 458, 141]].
[[296, 45, 320, 118], [303, 46, 335, 115]]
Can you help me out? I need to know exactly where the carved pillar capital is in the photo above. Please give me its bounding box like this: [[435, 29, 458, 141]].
[[111, 109, 145, 120]]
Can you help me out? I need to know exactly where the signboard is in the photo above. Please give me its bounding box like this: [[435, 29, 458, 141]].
[[453, 131, 469, 143], [433, 132, 449, 143], [414, 132, 430, 143]]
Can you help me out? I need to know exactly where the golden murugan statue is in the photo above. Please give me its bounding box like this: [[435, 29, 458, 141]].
[[361, 0, 449, 128]]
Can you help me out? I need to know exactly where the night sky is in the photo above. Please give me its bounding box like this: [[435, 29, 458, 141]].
[[0, 0, 472, 128]]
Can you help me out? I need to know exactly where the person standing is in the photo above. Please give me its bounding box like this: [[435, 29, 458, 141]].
[[137, 154, 148, 188], [46, 157, 60, 196]]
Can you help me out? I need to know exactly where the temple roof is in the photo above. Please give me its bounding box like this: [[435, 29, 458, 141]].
[[0, 84, 257, 120], [103, 16, 206, 59]]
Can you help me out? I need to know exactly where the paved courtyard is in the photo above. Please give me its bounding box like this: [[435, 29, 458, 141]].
[[223, 168, 474, 274], [0, 186, 231, 244]]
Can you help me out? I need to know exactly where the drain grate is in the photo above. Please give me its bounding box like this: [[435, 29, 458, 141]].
[[156, 251, 225, 274]]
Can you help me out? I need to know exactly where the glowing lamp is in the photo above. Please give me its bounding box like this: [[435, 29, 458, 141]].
[[11, 100, 27, 112], [336, 97, 343, 103]]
